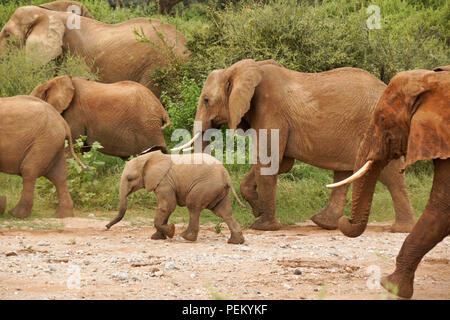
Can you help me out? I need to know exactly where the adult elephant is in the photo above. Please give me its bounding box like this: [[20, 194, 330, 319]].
[[0, 95, 86, 218], [189, 59, 416, 231], [38, 1, 94, 19], [31, 75, 170, 158], [0, 5, 189, 97], [328, 66, 449, 298]]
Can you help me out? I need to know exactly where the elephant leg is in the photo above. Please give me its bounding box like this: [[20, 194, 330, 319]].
[[152, 194, 176, 240], [310, 170, 352, 230], [0, 195, 6, 215], [212, 195, 245, 244], [380, 159, 450, 299], [45, 150, 74, 218], [378, 158, 416, 233], [9, 175, 36, 218], [240, 166, 259, 217], [181, 207, 202, 242], [251, 172, 281, 231]]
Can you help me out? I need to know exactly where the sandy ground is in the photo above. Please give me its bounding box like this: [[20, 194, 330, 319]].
[[0, 216, 448, 300]]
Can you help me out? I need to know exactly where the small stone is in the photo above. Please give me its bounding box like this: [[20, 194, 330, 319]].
[[116, 272, 128, 281], [38, 241, 50, 246], [88, 214, 95, 217], [48, 265, 56, 272], [154, 270, 163, 277], [279, 243, 289, 248], [165, 261, 175, 270], [240, 246, 251, 252], [294, 269, 302, 275], [190, 273, 198, 280]]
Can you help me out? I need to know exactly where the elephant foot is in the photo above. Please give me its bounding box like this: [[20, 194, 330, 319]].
[[380, 272, 414, 299], [166, 223, 175, 238], [181, 229, 198, 242], [9, 205, 32, 219], [390, 219, 415, 233], [55, 206, 74, 218], [250, 217, 281, 231], [151, 230, 167, 240], [228, 232, 245, 244], [0, 196, 6, 215], [310, 209, 341, 230]]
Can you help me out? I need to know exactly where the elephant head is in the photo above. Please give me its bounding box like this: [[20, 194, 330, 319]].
[[329, 67, 450, 237], [0, 6, 66, 63], [30, 75, 75, 113], [106, 151, 171, 229], [192, 59, 282, 142]]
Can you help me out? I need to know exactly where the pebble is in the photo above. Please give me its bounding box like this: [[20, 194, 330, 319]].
[[165, 261, 176, 270], [240, 246, 251, 252], [294, 269, 302, 275]]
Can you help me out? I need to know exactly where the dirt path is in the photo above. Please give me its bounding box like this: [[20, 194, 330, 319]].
[[0, 217, 448, 300]]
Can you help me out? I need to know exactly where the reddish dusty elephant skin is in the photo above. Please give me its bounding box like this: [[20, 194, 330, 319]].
[[38, 1, 94, 18], [192, 59, 415, 232], [0, 5, 189, 97], [106, 152, 245, 244], [31, 76, 170, 159], [334, 67, 450, 298], [0, 96, 86, 219]]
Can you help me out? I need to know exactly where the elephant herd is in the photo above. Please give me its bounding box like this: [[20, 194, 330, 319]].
[[0, 1, 448, 299]]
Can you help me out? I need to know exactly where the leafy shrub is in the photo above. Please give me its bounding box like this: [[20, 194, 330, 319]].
[[187, 0, 449, 82], [0, 45, 97, 97]]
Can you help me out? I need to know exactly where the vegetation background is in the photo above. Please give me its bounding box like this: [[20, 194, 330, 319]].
[[0, 0, 447, 228]]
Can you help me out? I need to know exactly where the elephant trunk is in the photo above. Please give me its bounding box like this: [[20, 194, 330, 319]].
[[106, 181, 129, 229], [338, 134, 387, 237]]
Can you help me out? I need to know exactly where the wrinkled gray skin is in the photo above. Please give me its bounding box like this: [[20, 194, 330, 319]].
[[0, 96, 86, 219], [31, 75, 170, 159], [106, 151, 245, 244]]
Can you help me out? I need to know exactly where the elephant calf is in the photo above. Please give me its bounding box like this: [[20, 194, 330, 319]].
[[31, 76, 170, 159], [0, 96, 86, 218], [106, 151, 245, 244]]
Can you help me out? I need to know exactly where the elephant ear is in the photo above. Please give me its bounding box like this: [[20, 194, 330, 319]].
[[30, 75, 75, 113], [226, 59, 263, 130], [433, 65, 450, 72], [143, 151, 172, 192], [25, 10, 65, 64], [403, 72, 450, 169]]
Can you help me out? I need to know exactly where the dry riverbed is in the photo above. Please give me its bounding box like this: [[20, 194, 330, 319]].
[[0, 216, 448, 300]]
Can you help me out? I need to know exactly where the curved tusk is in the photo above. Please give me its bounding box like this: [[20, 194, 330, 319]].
[[170, 132, 201, 152], [182, 146, 193, 152], [326, 160, 374, 188]]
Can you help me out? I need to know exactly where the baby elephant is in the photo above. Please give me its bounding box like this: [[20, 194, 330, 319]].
[[106, 151, 245, 244]]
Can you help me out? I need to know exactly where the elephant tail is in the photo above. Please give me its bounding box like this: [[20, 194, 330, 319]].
[[63, 120, 88, 171], [226, 174, 246, 208]]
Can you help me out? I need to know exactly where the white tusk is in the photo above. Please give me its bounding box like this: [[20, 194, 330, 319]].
[[182, 146, 193, 152], [326, 160, 374, 188], [170, 132, 200, 152]]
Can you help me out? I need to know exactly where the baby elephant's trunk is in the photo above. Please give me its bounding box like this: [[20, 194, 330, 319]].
[[105, 187, 128, 229]]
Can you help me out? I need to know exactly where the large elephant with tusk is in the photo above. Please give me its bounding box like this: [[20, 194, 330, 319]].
[[179, 59, 417, 232], [328, 66, 450, 298]]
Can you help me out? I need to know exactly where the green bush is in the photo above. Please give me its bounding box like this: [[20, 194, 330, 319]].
[[0, 45, 97, 97]]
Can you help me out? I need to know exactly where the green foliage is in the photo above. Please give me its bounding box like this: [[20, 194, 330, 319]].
[[0, 45, 97, 97], [161, 75, 202, 144]]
